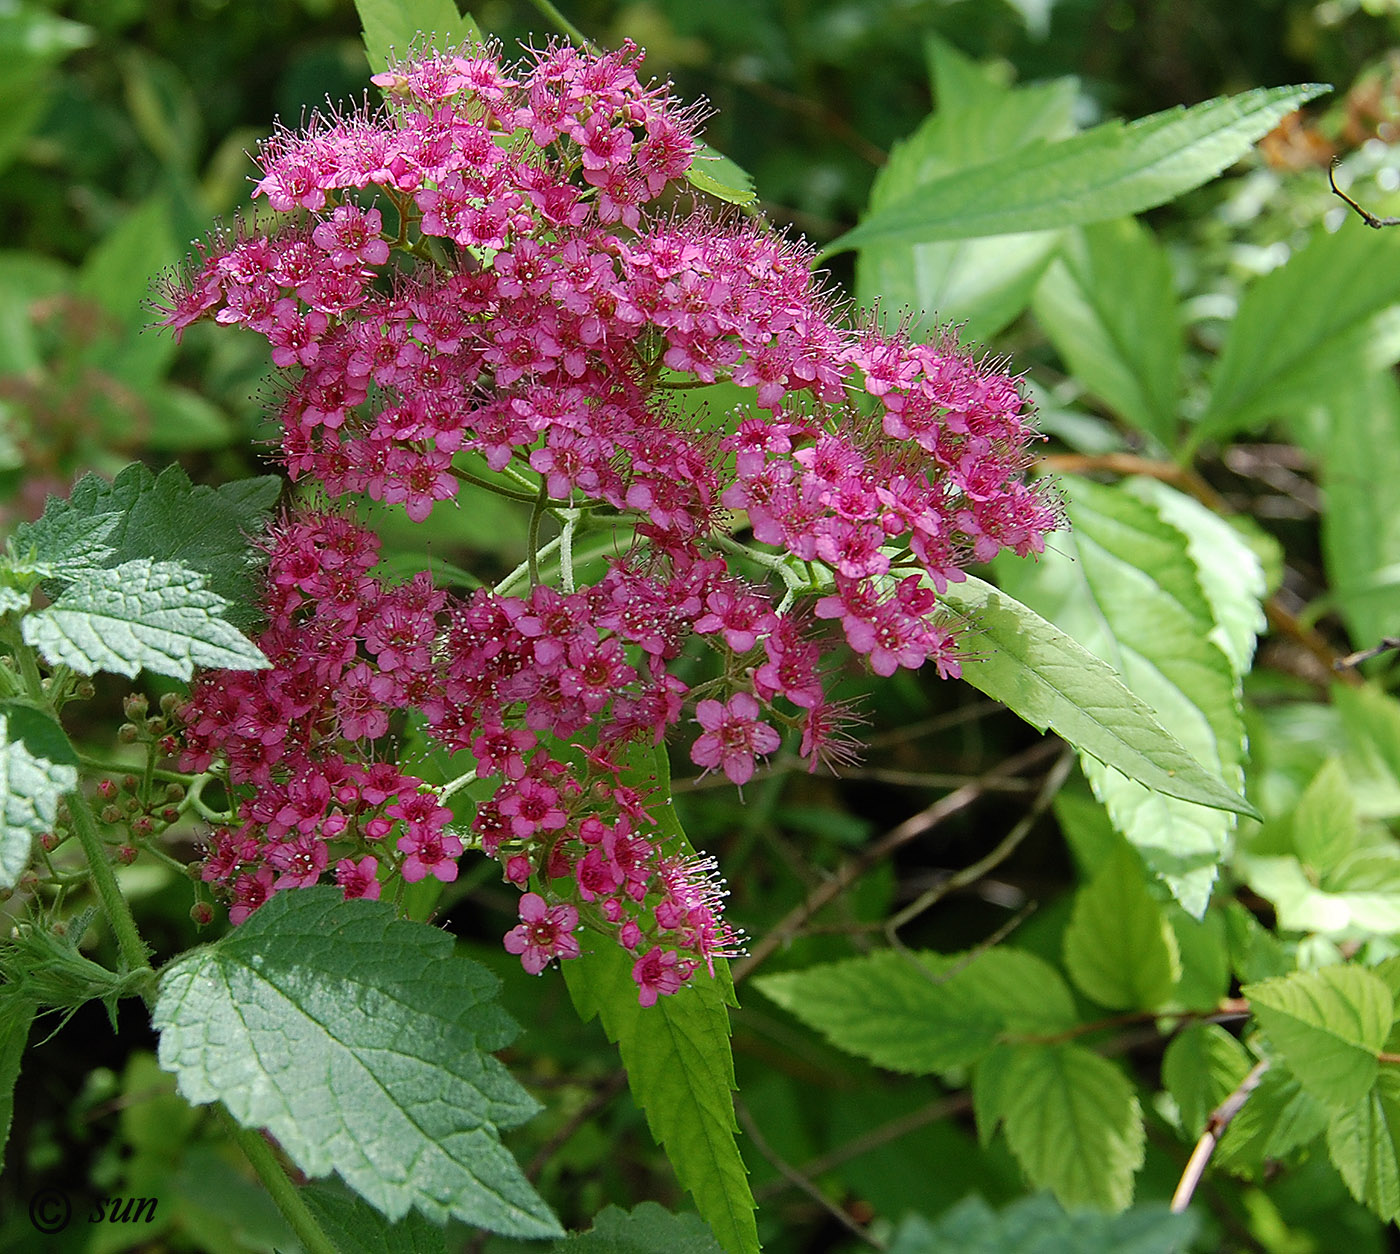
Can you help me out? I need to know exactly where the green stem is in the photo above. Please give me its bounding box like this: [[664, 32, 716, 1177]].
[[449, 465, 540, 504], [14, 637, 44, 703], [219, 1109, 339, 1254], [68, 790, 151, 977], [527, 480, 550, 588], [78, 755, 196, 785]]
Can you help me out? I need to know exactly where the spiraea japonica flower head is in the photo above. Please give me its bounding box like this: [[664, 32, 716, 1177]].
[[166, 36, 1058, 1006]]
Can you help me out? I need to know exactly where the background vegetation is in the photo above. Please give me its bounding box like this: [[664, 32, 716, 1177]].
[[9, 0, 1400, 1250]]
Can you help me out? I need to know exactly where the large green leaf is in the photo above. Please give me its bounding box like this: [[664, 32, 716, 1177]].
[[153, 888, 561, 1238], [755, 947, 1077, 1075], [888, 1193, 1197, 1254], [939, 573, 1257, 819], [1320, 370, 1400, 650], [0, 704, 79, 890], [1196, 225, 1400, 447], [824, 83, 1327, 256], [994, 476, 1261, 915], [1062, 847, 1180, 1011], [563, 744, 756, 1254], [354, 0, 481, 73], [1031, 218, 1181, 447], [22, 559, 268, 681], [1246, 966, 1394, 1109], [976, 1042, 1145, 1211], [1326, 1068, 1400, 1224]]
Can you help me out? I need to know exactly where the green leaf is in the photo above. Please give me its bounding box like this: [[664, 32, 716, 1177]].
[[301, 1180, 454, 1254], [686, 146, 756, 207], [11, 509, 119, 579], [1197, 225, 1400, 446], [551, 1202, 726, 1253], [1161, 1022, 1252, 1138], [1320, 370, 1400, 650], [1293, 758, 1359, 874], [153, 887, 560, 1238], [354, 0, 481, 74], [939, 573, 1257, 820], [563, 742, 756, 1254], [887, 1192, 1197, 1254], [994, 476, 1259, 914], [756, 947, 1077, 1075], [22, 559, 268, 680], [824, 83, 1327, 256], [0, 985, 35, 1174], [0, 5, 93, 175], [1325, 1067, 1400, 1223], [1031, 219, 1181, 447], [0, 705, 79, 890], [35, 464, 281, 628], [1246, 966, 1394, 1108], [1215, 1065, 1329, 1178], [979, 1042, 1145, 1210], [1062, 847, 1180, 1011]]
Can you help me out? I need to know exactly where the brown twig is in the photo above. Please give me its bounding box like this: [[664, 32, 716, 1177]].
[[1170, 1058, 1270, 1213], [731, 740, 1061, 983], [1329, 159, 1400, 229]]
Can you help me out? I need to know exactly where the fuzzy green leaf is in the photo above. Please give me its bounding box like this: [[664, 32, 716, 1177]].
[[11, 509, 119, 579], [1198, 225, 1400, 445], [563, 743, 756, 1254], [825, 84, 1327, 256], [1032, 219, 1181, 447], [939, 573, 1257, 821], [0, 705, 78, 890], [756, 947, 1077, 1075], [888, 1193, 1197, 1254], [1246, 966, 1394, 1108], [552, 1202, 726, 1253], [1063, 848, 1180, 1010], [979, 1042, 1145, 1211], [22, 559, 268, 680], [153, 887, 560, 1238]]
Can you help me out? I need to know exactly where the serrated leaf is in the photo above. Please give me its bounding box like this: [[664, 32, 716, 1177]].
[[1320, 370, 1400, 650], [824, 83, 1327, 256], [1032, 219, 1181, 446], [1162, 1022, 1252, 1139], [22, 559, 268, 680], [153, 887, 560, 1238], [756, 947, 1077, 1075], [939, 574, 1257, 819], [552, 1201, 725, 1254], [984, 1042, 1145, 1211], [563, 742, 755, 1254], [1215, 1065, 1329, 1178], [0, 986, 35, 1174], [1063, 848, 1180, 1010], [301, 1180, 451, 1254], [888, 1192, 1197, 1254], [995, 476, 1258, 915], [0, 707, 79, 889], [1197, 225, 1400, 445], [33, 464, 281, 629], [686, 146, 756, 207], [355, 0, 481, 74], [1246, 966, 1394, 1108], [1326, 1067, 1400, 1223], [11, 509, 119, 578]]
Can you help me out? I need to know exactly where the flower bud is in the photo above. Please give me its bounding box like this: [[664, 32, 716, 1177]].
[[123, 694, 148, 720], [190, 901, 215, 927], [100, 804, 123, 825], [116, 845, 139, 865]]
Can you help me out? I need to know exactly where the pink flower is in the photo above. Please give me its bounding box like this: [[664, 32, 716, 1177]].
[[632, 946, 686, 1007], [504, 893, 581, 975], [336, 855, 381, 901], [690, 692, 781, 786]]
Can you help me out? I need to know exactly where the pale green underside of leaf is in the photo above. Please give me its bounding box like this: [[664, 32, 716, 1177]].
[[1245, 965, 1394, 1109], [22, 558, 268, 680], [153, 888, 560, 1238], [1199, 224, 1400, 444], [825, 83, 1327, 256], [981, 1042, 1145, 1211], [939, 573, 1256, 821], [1062, 848, 1180, 1011], [0, 708, 78, 890], [993, 476, 1261, 915], [755, 947, 1077, 1075], [888, 1193, 1197, 1254]]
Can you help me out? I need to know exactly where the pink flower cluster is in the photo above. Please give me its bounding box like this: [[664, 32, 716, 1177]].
[[164, 39, 1056, 1002]]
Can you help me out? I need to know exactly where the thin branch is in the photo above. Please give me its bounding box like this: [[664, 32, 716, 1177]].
[[1334, 637, 1400, 672], [525, 1070, 628, 1181], [736, 1099, 886, 1250], [1170, 1058, 1270, 1213], [731, 740, 1060, 983], [1329, 160, 1400, 229]]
